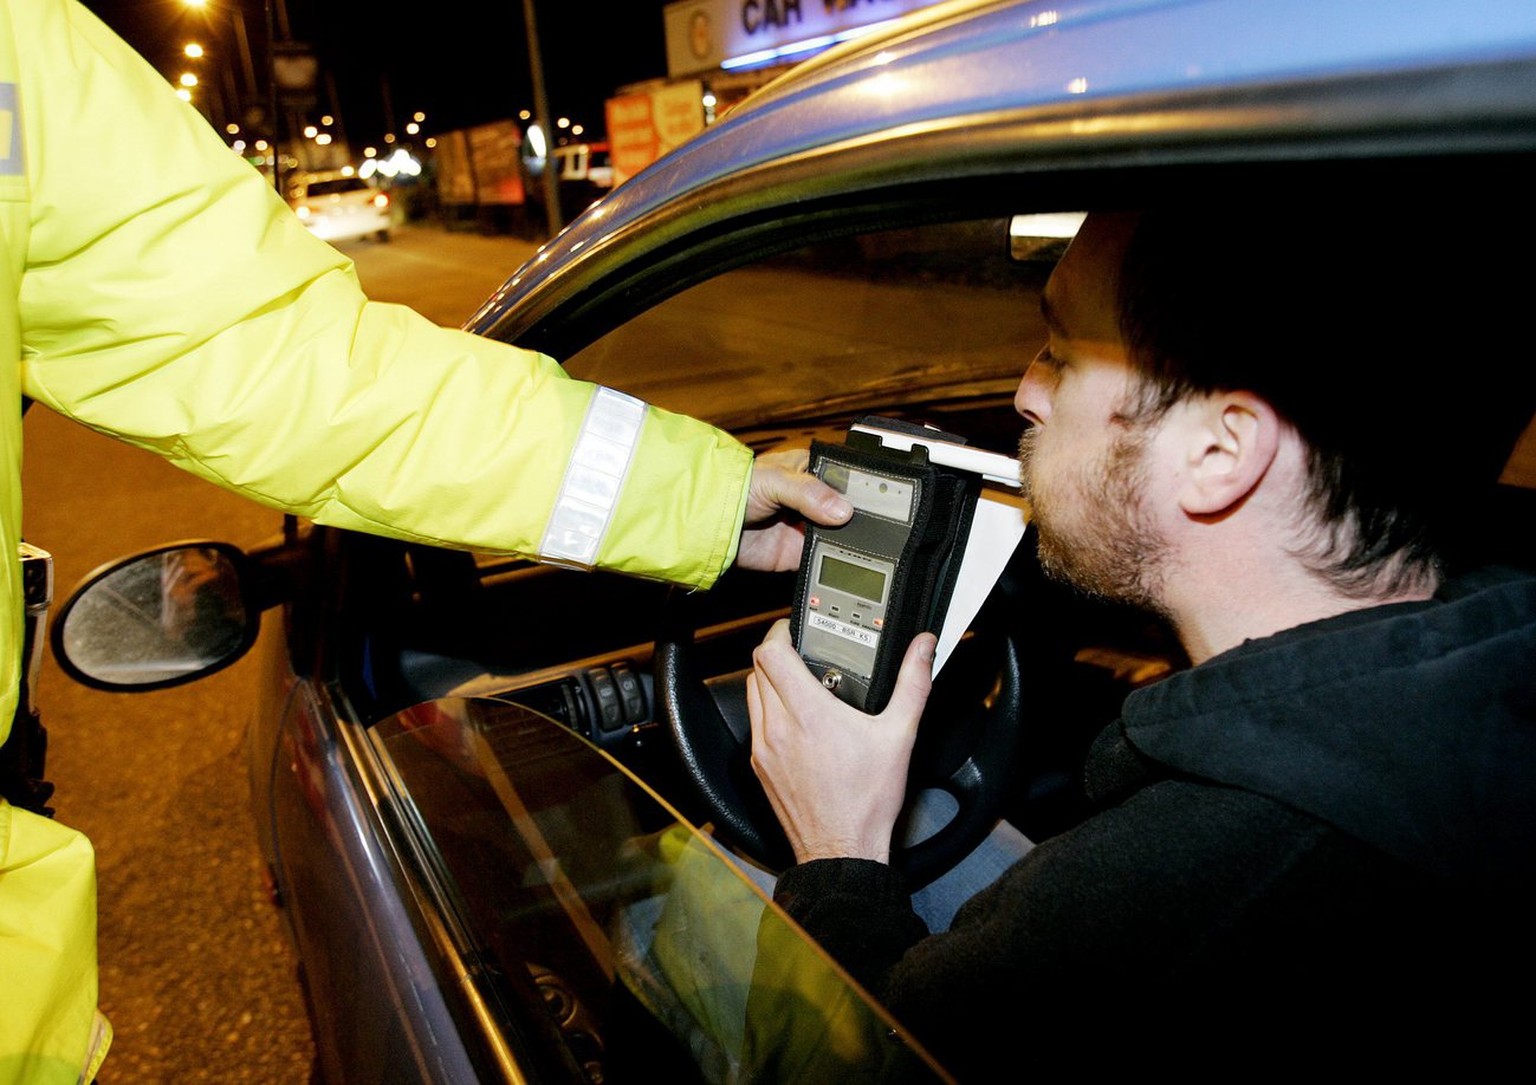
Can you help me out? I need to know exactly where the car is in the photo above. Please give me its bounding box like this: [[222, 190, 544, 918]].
[[287, 169, 393, 243], [555, 141, 613, 198], [47, 0, 1536, 1081]]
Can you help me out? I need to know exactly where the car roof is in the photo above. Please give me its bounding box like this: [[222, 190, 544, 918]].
[[469, 0, 1536, 345], [746, 0, 1536, 119]]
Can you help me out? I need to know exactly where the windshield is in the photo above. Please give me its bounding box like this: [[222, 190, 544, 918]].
[[371, 697, 951, 1083], [564, 217, 1053, 442]]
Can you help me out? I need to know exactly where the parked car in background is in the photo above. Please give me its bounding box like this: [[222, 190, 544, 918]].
[[554, 141, 614, 219], [50, 0, 1536, 1081], [286, 169, 392, 243]]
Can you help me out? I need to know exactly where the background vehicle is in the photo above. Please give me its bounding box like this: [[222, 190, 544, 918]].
[[287, 169, 393, 243], [553, 141, 614, 220], [50, 0, 1536, 1081]]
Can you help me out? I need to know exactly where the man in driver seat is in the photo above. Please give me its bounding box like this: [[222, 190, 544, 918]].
[[747, 204, 1536, 1071]]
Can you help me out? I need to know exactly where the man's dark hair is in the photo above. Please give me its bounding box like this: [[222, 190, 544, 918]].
[[1114, 195, 1534, 593]]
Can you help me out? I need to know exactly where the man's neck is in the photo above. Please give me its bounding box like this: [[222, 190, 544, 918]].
[[1166, 554, 1440, 666]]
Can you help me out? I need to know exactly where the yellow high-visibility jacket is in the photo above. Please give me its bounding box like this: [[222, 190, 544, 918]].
[[0, 1, 753, 1080]]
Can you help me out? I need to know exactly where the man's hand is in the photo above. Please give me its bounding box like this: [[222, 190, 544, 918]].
[[747, 619, 935, 864], [735, 448, 852, 572]]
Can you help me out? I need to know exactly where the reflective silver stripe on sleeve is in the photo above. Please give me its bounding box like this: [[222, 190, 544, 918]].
[[538, 387, 646, 569]]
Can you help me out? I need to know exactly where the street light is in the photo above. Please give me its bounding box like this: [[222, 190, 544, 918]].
[[179, 0, 258, 104], [175, 33, 219, 127], [179, 0, 278, 187]]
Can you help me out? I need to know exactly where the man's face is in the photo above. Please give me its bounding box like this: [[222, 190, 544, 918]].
[[1014, 212, 1168, 609]]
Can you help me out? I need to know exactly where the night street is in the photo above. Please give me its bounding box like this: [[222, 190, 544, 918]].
[[9, 1, 1536, 1081]]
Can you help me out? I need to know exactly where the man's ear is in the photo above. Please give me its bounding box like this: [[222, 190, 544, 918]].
[[1177, 391, 1279, 517]]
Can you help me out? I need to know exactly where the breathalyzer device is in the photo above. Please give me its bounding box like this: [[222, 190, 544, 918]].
[[790, 416, 1022, 714]]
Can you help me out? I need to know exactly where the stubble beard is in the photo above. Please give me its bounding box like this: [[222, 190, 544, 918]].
[[1017, 424, 1169, 613]]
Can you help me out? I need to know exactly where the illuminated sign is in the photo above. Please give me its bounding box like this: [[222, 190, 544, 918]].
[[606, 81, 706, 186], [663, 0, 941, 77]]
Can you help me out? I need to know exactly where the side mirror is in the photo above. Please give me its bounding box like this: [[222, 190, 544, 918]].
[[50, 541, 262, 692]]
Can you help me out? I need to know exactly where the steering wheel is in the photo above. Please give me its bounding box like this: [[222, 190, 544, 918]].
[[654, 563, 1025, 890]]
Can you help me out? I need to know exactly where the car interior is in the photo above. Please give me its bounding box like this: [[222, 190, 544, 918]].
[[335, 208, 1188, 839], [271, 156, 1536, 1081], [282, 205, 1181, 1080]]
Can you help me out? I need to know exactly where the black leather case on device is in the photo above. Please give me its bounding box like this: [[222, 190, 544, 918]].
[[790, 427, 981, 713]]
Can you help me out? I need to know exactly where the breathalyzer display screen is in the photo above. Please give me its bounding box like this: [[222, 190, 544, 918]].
[[797, 444, 934, 708], [818, 554, 888, 603]]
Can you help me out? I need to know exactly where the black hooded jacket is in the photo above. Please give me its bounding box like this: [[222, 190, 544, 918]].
[[772, 567, 1536, 1074]]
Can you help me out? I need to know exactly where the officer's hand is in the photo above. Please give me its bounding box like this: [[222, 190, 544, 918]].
[[735, 448, 852, 572], [747, 619, 934, 864]]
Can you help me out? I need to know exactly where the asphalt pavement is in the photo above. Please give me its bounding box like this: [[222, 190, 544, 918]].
[[21, 220, 540, 1084]]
